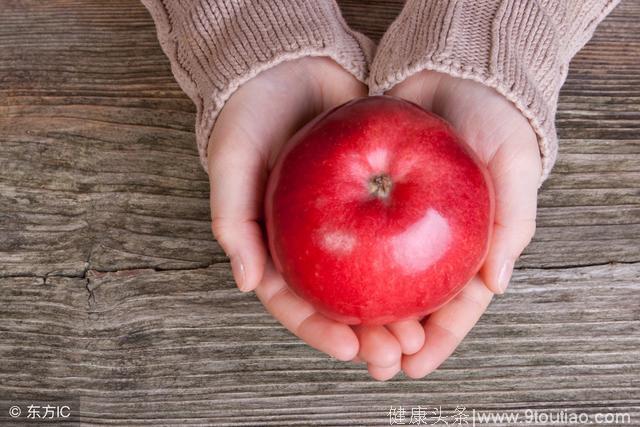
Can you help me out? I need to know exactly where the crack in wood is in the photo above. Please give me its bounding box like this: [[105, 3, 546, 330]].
[[1, 260, 230, 310], [1, 260, 637, 282]]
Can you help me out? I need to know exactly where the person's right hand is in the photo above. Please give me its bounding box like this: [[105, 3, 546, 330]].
[[208, 57, 426, 380]]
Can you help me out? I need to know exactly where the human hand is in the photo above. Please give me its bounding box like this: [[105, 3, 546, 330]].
[[208, 57, 426, 380], [386, 70, 542, 378]]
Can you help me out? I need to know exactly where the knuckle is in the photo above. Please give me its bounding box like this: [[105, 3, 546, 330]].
[[515, 218, 537, 250], [210, 218, 231, 246], [524, 219, 537, 243]]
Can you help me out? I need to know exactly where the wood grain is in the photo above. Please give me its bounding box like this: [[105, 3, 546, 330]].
[[1, 0, 639, 425]]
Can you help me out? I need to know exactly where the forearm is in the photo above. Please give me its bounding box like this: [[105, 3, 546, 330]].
[[142, 0, 373, 170], [370, 0, 620, 182]]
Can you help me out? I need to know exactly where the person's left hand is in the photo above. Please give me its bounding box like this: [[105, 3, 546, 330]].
[[385, 70, 542, 378]]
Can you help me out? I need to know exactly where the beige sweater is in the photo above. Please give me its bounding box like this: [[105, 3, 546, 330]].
[[142, 0, 619, 181]]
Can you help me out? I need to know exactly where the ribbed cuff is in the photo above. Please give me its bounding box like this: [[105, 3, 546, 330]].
[[142, 0, 374, 171], [370, 0, 620, 184]]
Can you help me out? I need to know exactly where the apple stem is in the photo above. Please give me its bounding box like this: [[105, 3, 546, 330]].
[[368, 173, 393, 199]]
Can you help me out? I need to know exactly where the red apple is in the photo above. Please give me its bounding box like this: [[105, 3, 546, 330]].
[[265, 96, 494, 325]]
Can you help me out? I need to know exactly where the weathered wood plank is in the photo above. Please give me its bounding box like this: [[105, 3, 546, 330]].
[[0, 2, 217, 278], [0, 1, 638, 276], [1, 264, 639, 424], [1, 0, 639, 425]]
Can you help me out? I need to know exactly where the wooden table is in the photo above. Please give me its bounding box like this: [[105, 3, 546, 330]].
[[1, 1, 639, 425]]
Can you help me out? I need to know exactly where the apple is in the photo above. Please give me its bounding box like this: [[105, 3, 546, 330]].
[[265, 96, 494, 325]]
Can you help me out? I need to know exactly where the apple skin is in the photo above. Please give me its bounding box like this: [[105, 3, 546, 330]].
[[265, 96, 494, 325]]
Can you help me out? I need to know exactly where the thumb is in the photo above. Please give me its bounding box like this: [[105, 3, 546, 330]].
[[208, 116, 269, 293], [208, 96, 267, 292], [481, 134, 541, 294], [206, 60, 317, 292]]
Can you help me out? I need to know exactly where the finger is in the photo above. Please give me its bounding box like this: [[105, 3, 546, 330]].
[[255, 260, 359, 361], [352, 325, 402, 368], [402, 277, 493, 379], [209, 133, 268, 292], [207, 81, 311, 293], [385, 319, 426, 355], [368, 360, 401, 382], [481, 134, 541, 294]]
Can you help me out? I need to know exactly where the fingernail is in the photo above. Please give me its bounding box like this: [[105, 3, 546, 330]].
[[231, 255, 247, 292], [497, 259, 514, 294]]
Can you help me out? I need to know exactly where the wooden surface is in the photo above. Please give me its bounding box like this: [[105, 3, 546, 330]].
[[1, 0, 639, 425]]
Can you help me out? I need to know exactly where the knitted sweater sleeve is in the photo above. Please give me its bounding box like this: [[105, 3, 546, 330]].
[[141, 0, 374, 170], [369, 0, 620, 182]]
